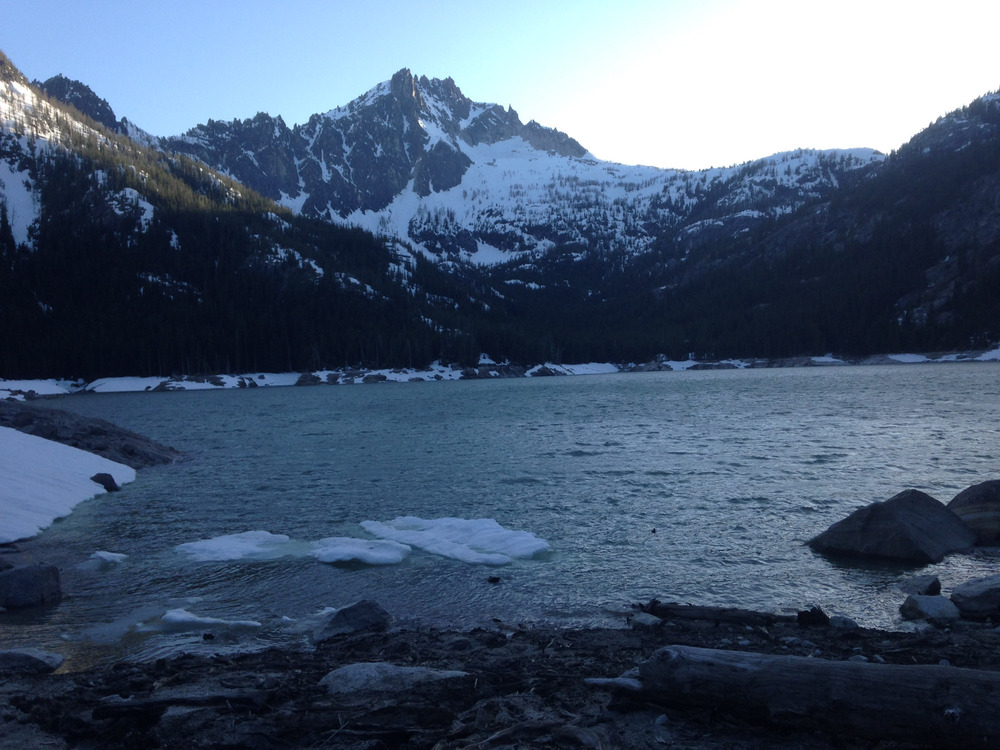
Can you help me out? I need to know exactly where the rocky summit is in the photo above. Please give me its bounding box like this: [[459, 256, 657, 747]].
[[161, 68, 884, 269]]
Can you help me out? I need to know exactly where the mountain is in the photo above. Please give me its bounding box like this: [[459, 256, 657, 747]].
[[0, 52, 478, 379], [33, 74, 120, 132], [164, 68, 884, 270], [2, 50, 998, 378]]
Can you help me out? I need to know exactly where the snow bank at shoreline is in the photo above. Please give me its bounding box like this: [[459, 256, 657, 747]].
[[0, 427, 136, 543], [1, 348, 998, 401]]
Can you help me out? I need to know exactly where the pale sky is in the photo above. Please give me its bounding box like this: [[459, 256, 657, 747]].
[[4, 0, 998, 170]]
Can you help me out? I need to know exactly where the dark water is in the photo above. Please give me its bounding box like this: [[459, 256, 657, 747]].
[[4, 365, 999, 668]]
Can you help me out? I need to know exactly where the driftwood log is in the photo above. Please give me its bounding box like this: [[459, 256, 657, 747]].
[[639, 645, 1000, 747], [640, 600, 796, 626]]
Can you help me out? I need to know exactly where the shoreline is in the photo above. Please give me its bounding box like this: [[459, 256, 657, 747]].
[[2, 347, 999, 401], [4, 602, 1000, 748], [3, 366, 1000, 745]]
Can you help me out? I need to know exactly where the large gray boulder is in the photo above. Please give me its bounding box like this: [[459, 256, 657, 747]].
[[899, 594, 960, 626], [947, 480, 1000, 545], [0, 564, 61, 609], [311, 600, 392, 643], [951, 573, 1000, 619], [807, 489, 976, 564], [0, 648, 64, 674]]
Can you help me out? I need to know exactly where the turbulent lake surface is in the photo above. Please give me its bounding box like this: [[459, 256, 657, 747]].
[[5, 365, 1000, 668]]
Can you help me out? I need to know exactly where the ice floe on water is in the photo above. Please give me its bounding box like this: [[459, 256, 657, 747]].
[[175, 530, 296, 562], [361, 516, 551, 566], [310, 537, 412, 565], [135, 608, 262, 633], [173, 519, 548, 567], [92, 550, 128, 564], [174, 530, 410, 565]]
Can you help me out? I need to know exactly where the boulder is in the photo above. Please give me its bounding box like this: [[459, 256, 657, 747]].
[[319, 662, 468, 695], [796, 606, 830, 627], [899, 594, 960, 626], [829, 615, 859, 630], [807, 489, 976, 564], [90, 472, 120, 492], [947, 480, 1000, 545], [0, 564, 61, 609], [950, 573, 1000, 619], [629, 612, 663, 630], [312, 600, 392, 643], [0, 648, 64, 674]]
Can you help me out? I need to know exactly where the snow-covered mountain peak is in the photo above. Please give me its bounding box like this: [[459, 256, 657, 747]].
[[155, 67, 884, 269]]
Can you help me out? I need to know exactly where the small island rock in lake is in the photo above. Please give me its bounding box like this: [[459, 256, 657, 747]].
[[807, 489, 976, 564]]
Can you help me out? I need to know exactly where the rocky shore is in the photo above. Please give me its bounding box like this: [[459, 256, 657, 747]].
[[0, 399, 182, 469], [4, 391, 1000, 747], [3, 601, 1000, 749]]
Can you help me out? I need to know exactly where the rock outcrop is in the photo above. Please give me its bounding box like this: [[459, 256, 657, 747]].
[[807, 489, 976, 564], [0, 400, 181, 468], [947, 480, 1000, 545], [311, 600, 392, 644], [0, 648, 64, 674], [899, 594, 961, 626], [951, 573, 1000, 619], [0, 564, 61, 609]]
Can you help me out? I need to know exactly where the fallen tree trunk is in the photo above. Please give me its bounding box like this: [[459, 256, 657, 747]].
[[640, 601, 796, 626], [639, 645, 1000, 747]]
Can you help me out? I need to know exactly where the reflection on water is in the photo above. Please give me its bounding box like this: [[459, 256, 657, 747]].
[[3, 364, 999, 665]]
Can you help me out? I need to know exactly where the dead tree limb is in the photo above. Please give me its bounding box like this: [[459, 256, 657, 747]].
[[638, 645, 1000, 747]]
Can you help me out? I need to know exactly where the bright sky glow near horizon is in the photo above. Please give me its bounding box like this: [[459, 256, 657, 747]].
[[4, 0, 998, 171]]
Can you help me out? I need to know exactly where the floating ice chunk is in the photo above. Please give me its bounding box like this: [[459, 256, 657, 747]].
[[92, 550, 128, 563], [137, 608, 261, 632], [310, 537, 411, 565], [79, 550, 129, 570], [175, 530, 294, 561], [360, 516, 550, 565], [175, 530, 411, 566]]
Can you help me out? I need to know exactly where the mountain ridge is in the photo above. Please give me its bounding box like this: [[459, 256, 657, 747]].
[[152, 69, 886, 273], [2, 49, 998, 377]]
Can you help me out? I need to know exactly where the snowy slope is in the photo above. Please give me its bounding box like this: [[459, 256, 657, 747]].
[[0, 427, 136, 543], [300, 73, 884, 265], [343, 139, 883, 265], [0, 66, 124, 250], [161, 69, 884, 271]]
